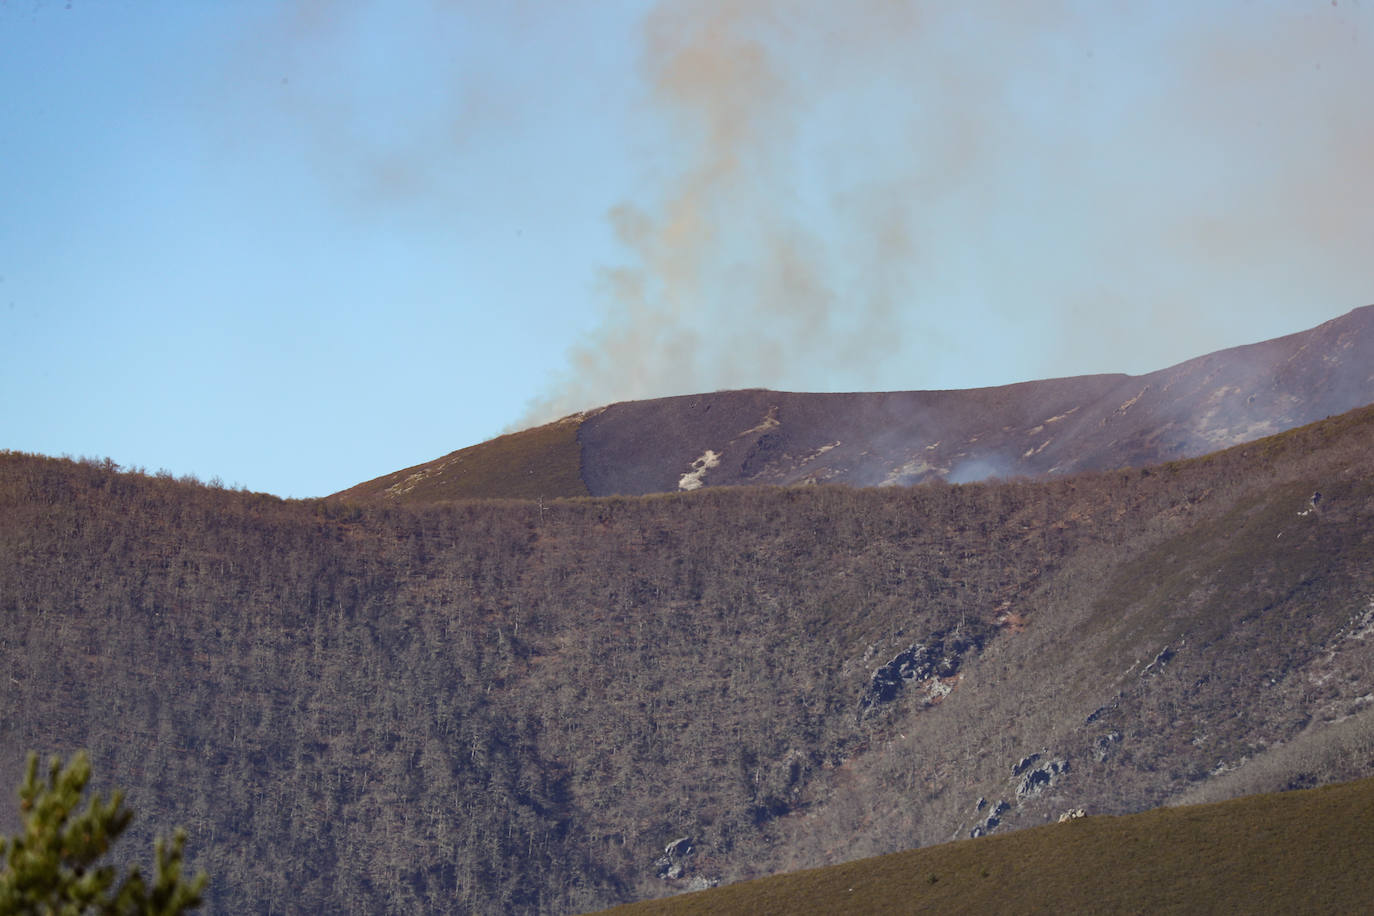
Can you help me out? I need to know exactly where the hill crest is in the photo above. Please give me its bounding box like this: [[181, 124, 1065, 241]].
[[333, 304, 1374, 502]]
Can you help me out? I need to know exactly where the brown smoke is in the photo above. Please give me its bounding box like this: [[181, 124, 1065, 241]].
[[520, 0, 947, 425], [523, 0, 1373, 427]]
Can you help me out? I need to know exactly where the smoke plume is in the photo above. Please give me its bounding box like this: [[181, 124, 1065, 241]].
[[522, 0, 1373, 426], [520, 0, 934, 424]]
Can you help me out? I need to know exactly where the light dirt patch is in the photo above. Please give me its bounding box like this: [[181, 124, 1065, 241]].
[[679, 450, 721, 490], [1116, 386, 1150, 414], [1043, 407, 1079, 424], [797, 441, 841, 465], [736, 406, 781, 438]]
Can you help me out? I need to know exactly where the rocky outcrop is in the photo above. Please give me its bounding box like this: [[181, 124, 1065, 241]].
[[970, 799, 1013, 838], [1084, 698, 1120, 725], [1016, 758, 1069, 801], [655, 836, 719, 892], [1141, 645, 1176, 677], [859, 626, 986, 716], [655, 837, 694, 881]]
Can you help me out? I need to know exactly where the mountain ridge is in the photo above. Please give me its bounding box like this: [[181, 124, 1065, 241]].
[[333, 304, 1374, 502]]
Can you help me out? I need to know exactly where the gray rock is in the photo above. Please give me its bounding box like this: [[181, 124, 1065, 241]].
[[1084, 699, 1120, 725], [684, 875, 720, 892], [664, 836, 693, 859], [970, 799, 1012, 837], [1016, 758, 1069, 800], [1141, 646, 1175, 677], [859, 626, 986, 714], [656, 836, 696, 882]]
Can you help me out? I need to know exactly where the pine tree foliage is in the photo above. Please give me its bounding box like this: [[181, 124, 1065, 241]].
[[0, 752, 206, 915]]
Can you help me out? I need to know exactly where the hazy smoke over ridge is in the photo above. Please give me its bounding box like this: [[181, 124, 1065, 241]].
[[521, 0, 930, 424], [237, 2, 1373, 433], [522, 0, 1374, 426]]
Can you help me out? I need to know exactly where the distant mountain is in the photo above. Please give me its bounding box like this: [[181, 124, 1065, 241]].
[[333, 304, 1374, 502]]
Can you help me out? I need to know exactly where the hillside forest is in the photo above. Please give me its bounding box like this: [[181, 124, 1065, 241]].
[[2, 406, 1373, 913]]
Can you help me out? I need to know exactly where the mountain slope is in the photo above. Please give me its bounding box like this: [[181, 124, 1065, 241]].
[[335, 304, 1374, 502], [3, 404, 1373, 913], [332, 413, 589, 502]]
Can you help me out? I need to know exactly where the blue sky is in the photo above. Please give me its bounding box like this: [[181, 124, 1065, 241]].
[[3, 1, 1371, 498]]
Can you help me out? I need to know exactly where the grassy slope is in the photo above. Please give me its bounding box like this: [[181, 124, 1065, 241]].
[[329, 415, 588, 502], [600, 775, 1374, 915]]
